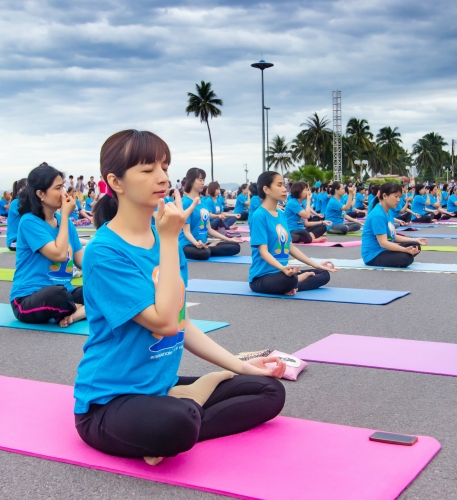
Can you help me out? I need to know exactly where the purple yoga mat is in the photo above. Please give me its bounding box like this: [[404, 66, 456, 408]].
[[293, 334, 457, 376], [0, 376, 440, 500]]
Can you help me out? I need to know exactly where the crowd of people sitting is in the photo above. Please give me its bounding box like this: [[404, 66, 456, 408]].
[[1, 129, 455, 467]]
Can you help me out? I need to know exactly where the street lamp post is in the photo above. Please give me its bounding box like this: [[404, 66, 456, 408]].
[[251, 60, 274, 172], [264, 106, 270, 169], [243, 164, 249, 184]]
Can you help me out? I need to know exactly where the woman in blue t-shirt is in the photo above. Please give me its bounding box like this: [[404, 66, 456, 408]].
[[10, 163, 85, 327], [324, 183, 362, 234], [345, 185, 367, 219], [75, 129, 286, 465], [362, 183, 428, 267], [446, 185, 457, 216], [67, 187, 93, 223], [179, 168, 243, 260], [284, 181, 329, 244], [410, 184, 435, 223], [249, 171, 336, 296], [233, 184, 250, 220], [248, 182, 261, 221], [426, 184, 453, 220], [84, 189, 96, 214], [441, 184, 450, 208], [389, 184, 413, 224], [6, 177, 27, 251], [205, 182, 239, 232]]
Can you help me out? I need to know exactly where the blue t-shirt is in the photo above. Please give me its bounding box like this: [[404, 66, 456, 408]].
[[70, 199, 82, 220], [249, 195, 261, 221], [85, 198, 95, 211], [315, 181, 322, 188], [11, 213, 82, 301], [367, 197, 377, 214], [284, 198, 307, 231], [164, 196, 174, 204], [314, 193, 323, 212], [447, 194, 457, 213], [6, 199, 20, 247], [390, 194, 405, 218], [341, 194, 348, 206], [428, 195, 439, 211], [234, 193, 248, 214], [249, 206, 291, 281], [411, 195, 428, 218], [204, 197, 222, 219], [178, 196, 210, 246], [324, 196, 344, 228], [0, 198, 9, 215], [362, 203, 397, 264], [217, 194, 226, 209], [367, 193, 375, 207], [74, 224, 188, 414], [355, 193, 366, 210], [441, 191, 449, 207], [319, 192, 330, 213]]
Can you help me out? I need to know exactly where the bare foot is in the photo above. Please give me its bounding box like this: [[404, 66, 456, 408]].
[[313, 237, 327, 243], [59, 304, 86, 328], [144, 456, 163, 466], [168, 371, 234, 406], [285, 288, 298, 296], [297, 271, 315, 283]]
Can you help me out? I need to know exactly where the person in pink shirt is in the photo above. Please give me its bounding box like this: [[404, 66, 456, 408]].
[[98, 176, 107, 198]]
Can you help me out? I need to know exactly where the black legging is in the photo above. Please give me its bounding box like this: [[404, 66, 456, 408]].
[[327, 222, 361, 235], [11, 285, 84, 324], [346, 211, 366, 219], [250, 269, 330, 295], [291, 225, 326, 244], [396, 212, 412, 223], [366, 242, 421, 268], [183, 242, 240, 260], [75, 375, 285, 458], [412, 213, 433, 223], [235, 212, 248, 221], [210, 217, 238, 231]]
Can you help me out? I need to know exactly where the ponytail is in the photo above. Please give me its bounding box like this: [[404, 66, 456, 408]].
[[93, 195, 118, 229]]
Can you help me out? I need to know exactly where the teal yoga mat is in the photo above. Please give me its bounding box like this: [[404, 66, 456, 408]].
[[186, 280, 410, 305], [0, 304, 228, 336]]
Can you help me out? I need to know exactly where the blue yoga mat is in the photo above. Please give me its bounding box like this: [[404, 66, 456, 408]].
[[186, 279, 410, 305], [188, 255, 253, 264], [397, 225, 438, 230], [0, 304, 228, 336], [406, 233, 457, 239]]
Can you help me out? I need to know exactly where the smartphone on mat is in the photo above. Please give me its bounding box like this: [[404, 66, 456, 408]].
[[369, 432, 418, 446]]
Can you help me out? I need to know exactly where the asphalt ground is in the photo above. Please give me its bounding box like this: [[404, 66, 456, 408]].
[[0, 224, 456, 499]]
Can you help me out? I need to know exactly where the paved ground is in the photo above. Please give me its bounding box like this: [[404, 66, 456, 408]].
[[0, 224, 456, 499]]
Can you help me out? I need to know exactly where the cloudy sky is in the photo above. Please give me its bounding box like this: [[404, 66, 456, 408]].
[[0, 0, 456, 188]]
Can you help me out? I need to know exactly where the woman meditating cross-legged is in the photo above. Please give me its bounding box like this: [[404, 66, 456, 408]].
[[74, 130, 286, 465], [6, 177, 27, 251], [179, 168, 243, 260], [362, 183, 428, 268], [10, 164, 85, 328], [410, 184, 436, 223], [249, 172, 336, 296], [324, 182, 362, 234], [284, 181, 329, 244]]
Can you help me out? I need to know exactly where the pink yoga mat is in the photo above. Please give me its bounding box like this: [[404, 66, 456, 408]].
[[0, 376, 440, 500], [240, 237, 361, 247], [293, 334, 457, 377]]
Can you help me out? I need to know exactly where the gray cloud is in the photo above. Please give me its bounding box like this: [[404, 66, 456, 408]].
[[0, 0, 456, 186]]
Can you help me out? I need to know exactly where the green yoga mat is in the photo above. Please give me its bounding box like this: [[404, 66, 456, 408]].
[[421, 246, 457, 252], [0, 268, 82, 286], [0, 248, 13, 253], [76, 227, 95, 232]]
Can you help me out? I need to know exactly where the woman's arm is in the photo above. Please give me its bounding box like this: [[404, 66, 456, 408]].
[[289, 243, 337, 272], [207, 226, 242, 242], [377, 233, 421, 251], [73, 248, 84, 269], [183, 224, 203, 247], [341, 193, 354, 211]]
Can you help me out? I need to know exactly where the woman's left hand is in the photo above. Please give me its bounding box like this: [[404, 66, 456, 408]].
[[416, 238, 428, 246], [230, 237, 245, 243], [318, 261, 338, 273], [240, 357, 286, 378]]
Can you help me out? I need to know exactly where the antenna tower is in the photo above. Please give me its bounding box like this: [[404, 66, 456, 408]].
[[332, 90, 343, 181]]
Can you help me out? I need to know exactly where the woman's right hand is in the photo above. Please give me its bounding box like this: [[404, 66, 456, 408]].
[[61, 192, 76, 216], [403, 245, 420, 255], [155, 190, 199, 240], [282, 265, 299, 276], [196, 240, 207, 249]]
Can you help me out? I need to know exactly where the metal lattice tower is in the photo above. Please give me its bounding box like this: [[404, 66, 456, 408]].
[[332, 90, 342, 181]]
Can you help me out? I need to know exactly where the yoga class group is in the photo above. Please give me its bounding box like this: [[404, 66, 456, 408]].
[[1, 128, 456, 498]]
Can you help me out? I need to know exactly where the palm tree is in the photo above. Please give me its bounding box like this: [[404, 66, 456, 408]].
[[376, 126, 403, 175], [346, 118, 374, 152], [290, 131, 314, 165], [186, 81, 223, 181], [267, 135, 293, 176], [289, 165, 324, 184], [342, 136, 359, 174], [300, 113, 332, 166], [412, 138, 437, 175]]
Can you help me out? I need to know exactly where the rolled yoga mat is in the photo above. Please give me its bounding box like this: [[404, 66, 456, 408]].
[[0, 376, 441, 500], [0, 268, 83, 285], [293, 334, 457, 377], [421, 246, 457, 252], [0, 304, 228, 336], [186, 279, 410, 305]]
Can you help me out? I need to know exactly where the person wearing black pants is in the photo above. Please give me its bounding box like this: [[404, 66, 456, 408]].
[[249, 171, 337, 296], [76, 374, 285, 459], [178, 168, 243, 261], [290, 227, 326, 244], [395, 212, 412, 224], [362, 182, 429, 268]]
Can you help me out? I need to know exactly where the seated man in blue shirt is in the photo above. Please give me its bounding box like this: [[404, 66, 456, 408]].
[[0, 191, 12, 217]]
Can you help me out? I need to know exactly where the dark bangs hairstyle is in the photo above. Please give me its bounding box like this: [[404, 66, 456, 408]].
[[207, 182, 220, 197], [18, 163, 64, 220], [372, 182, 402, 209], [290, 181, 308, 199], [257, 171, 281, 200], [329, 181, 343, 196], [183, 168, 206, 193], [93, 130, 171, 228], [414, 184, 425, 195]]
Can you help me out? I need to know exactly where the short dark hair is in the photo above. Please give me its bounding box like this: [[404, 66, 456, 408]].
[[184, 168, 206, 193], [207, 182, 220, 197], [290, 181, 308, 199], [373, 182, 402, 209]]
